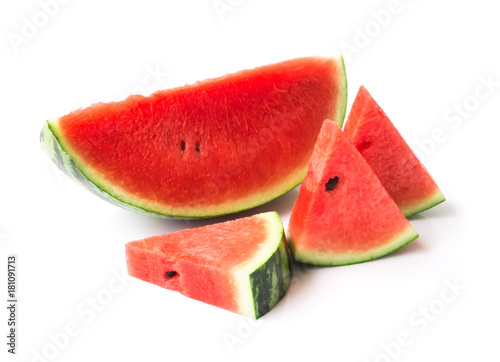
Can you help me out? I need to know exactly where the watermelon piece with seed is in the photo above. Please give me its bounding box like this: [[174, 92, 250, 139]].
[[287, 120, 418, 266], [343, 86, 445, 217], [125, 211, 291, 319], [40, 56, 347, 218]]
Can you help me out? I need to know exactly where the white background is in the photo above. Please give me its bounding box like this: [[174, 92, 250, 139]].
[[1, 1, 500, 361]]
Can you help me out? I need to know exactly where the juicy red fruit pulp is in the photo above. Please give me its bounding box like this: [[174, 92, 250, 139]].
[[343, 86, 445, 216], [57, 58, 342, 213]]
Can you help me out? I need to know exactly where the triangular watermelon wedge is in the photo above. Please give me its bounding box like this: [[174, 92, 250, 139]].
[[41, 56, 347, 218], [343, 86, 445, 217], [126, 211, 291, 319], [287, 120, 418, 266]]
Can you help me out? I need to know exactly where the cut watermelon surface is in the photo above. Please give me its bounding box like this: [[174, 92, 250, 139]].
[[287, 120, 418, 266], [343, 86, 445, 217], [41, 56, 347, 218], [125, 211, 291, 319]]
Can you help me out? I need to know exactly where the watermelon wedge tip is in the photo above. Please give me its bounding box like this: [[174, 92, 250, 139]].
[[343, 86, 445, 217]]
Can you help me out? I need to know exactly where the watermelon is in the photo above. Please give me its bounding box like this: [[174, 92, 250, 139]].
[[40, 56, 347, 218], [343, 86, 445, 217], [125, 211, 291, 319], [287, 120, 418, 266]]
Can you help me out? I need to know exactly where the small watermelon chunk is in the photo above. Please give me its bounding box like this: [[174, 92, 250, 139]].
[[287, 120, 418, 266], [343, 86, 445, 217], [126, 212, 291, 319], [41, 56, 347, 218]]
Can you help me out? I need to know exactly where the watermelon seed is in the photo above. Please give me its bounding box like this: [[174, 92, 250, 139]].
[[165, 271, 178, 279], [325, 177, 339, 191], [180, 141, 185, 151], [195, 143, 200, 152]]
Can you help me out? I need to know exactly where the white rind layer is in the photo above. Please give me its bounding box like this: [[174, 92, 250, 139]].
[[233, 212, 286, 319]]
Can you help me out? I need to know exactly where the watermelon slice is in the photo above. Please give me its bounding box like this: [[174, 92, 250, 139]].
[[287, 120, 418, 266], [125, 211, 291, 319], [343, 86, 445, 217], [41, 56, 347, 218]]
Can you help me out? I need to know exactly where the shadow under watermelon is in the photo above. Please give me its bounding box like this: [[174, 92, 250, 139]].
[[113, 186, 301, 235]]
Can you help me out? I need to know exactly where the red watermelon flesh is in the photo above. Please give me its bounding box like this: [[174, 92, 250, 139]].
[[125, 211, 291, 319], [287, 120, 418, 265], [343, 86, 445, 217], [43, 56, 347, 218]]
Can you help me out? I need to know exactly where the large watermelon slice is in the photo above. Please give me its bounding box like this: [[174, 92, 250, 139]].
[[287, 120, 418, 266], [125, 211, 291, 319], [41, 56, 347, 218], [343, 86, 445, 217]]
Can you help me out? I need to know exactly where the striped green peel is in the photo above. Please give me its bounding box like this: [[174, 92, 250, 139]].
[[40, 122, 168, 218], [234, 212, 291, 319]]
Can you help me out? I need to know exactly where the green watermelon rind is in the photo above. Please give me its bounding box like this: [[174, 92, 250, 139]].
[[40, 122, 170, 218], [333, 55, 348, 128], [290, 226, 419, 266], [40, 56, 348, 219], [233, 212, 291, 319], [402, 190, 446, 218]]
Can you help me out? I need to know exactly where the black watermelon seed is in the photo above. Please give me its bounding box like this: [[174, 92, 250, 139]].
[[195, 143, 200, 152], [325, 177, 339, 191], [165, 271, 178, 279], [180, 141, 186, 151]]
